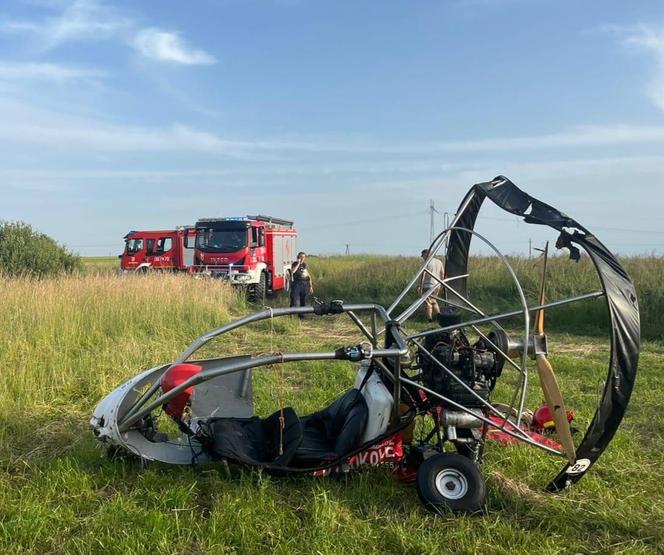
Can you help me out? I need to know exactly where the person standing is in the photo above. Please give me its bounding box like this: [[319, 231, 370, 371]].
[[419, 249, 445, 322], [290, 251, 313, 313]]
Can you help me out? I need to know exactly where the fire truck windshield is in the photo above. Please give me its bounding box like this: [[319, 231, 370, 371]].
[[126, 238, 144, 254], [196, 228, 248, 253]]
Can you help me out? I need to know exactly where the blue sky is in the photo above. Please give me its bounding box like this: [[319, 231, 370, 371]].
[[1, 0, 664, 256]]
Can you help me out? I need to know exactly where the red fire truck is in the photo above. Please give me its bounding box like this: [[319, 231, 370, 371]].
[[119, 227, 196, 273], [191, 215, 297, 300]]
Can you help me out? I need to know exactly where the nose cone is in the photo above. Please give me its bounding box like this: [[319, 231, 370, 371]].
[[161, 363, 203, 420]]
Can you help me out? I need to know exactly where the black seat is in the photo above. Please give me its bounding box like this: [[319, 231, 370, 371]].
[[202, 407, 302, 466], [293, 389, 369, 466]]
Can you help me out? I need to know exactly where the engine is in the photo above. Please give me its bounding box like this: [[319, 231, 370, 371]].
[[418, 318, 506, 408]]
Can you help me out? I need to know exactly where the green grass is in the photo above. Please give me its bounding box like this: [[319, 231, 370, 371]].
[[1, 259, 661, 553], [99, 252, 664, 339], [312, 254, 664, 340]]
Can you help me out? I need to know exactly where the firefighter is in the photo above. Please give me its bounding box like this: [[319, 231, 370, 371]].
[[290, 251, 313, 314], [418, 249, 445, 322]]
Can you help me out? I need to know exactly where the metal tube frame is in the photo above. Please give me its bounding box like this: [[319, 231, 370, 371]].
[[386, 221, 604, 448], [410, 339, 533, 443], [403, 292, 603, 341], [394, 274, 468, 324], [118, 303, 408, 432], [395, 225, 532, 429], [116, 221, 605, 457], [400, 376, 563, 457], [387, 192, 477, 315]]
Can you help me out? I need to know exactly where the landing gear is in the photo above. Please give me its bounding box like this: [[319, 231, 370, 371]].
[[416, 453, 486, 514]]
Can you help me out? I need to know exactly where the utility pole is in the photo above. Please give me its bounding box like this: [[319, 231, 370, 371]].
[[443, 211, 450, 249], [345, 243, 350, 256], [429, 200, 435, 243], [429, 200, 442, 244], [528, 238, 532, 259]]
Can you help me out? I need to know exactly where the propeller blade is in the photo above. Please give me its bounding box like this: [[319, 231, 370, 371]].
[[534, 241, 549, 335], [535, 354, 576, 464]]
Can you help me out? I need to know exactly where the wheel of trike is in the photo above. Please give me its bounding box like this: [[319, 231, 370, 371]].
[[416, 453, 486, 514]]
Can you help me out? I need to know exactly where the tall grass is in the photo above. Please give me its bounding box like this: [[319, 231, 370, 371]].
[[0, 261, 660, 553], [0, 274, 239, 415], [312, 254, 664, 339]]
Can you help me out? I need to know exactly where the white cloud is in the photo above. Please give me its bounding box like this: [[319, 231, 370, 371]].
[[231, 123, 664, 154], [4, 154, 664, 184], [0, 60, 104, 82], [4, 90, 664, 158], [132, 28, 215, 65], [0, 119, 234, 153], [4, 0, 131, 50], [608, 24, 664, 112], [3, 0, 216, 66]]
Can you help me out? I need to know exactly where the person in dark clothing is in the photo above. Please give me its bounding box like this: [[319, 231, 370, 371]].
[[290, 251, 313, 314]]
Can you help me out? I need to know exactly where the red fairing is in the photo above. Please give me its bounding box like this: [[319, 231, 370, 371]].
[[486, 415, 562, 450], [160, 363, 203, 420], [313, 434, 404, 477]]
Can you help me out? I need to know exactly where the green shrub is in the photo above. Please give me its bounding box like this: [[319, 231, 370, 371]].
[[0, 221, 81, 277]]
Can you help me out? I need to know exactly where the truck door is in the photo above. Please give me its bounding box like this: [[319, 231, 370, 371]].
[[250, 226, 259, 250], [146, 239, 156, 257], [153, 237, 174, 269], [182, 230, 195, 269], [122, 238, 145, 270]]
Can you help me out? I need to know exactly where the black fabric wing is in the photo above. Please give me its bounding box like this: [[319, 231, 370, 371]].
[[444, 176, 640, 491]]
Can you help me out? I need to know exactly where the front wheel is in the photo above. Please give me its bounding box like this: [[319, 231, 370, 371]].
[[416, 453, 486, 514], [248, 272, 267, 303]]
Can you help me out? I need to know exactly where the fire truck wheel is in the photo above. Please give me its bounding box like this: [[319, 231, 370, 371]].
[[284, 271, 291, 294], [249, 272, 267, 303], [416, 453, 486, 514], [257, 272, 267, 300]]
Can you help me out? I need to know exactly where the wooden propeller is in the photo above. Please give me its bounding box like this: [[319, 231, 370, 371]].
[[534, 242, 576, 464]]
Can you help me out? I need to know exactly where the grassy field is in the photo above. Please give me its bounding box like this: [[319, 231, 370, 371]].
[[0, 258, 662, 554]]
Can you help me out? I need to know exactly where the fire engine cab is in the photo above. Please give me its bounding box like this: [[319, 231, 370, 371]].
[[120, 227, 195, 273], [191, 215, 297, 300]]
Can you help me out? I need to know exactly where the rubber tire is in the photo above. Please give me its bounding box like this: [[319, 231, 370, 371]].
[[251, 272, 267, 303], [453, 441, 479, 462], [416, 453, 486, 514], [284, 271, 291, 294]]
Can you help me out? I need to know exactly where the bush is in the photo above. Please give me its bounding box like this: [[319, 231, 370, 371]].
[[0, 221, 81, 277]]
